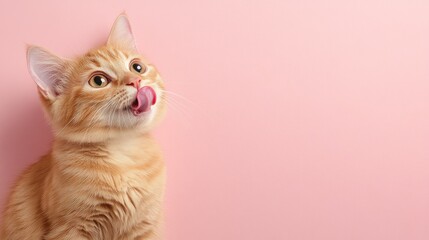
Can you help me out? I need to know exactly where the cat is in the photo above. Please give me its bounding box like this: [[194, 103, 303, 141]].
[[0, 14, 167, 240]]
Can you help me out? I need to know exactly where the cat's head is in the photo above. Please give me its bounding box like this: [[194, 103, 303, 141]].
[[27, 14, 166, 143]]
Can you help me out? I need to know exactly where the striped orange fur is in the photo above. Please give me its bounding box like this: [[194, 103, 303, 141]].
[[1, 14, 166, 240]]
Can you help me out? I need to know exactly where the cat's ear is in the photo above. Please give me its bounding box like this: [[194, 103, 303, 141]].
[[107, 14, 137, 51], [27, 46, 67, 100]]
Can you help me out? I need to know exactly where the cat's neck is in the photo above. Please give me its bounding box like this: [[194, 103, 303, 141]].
[[53, 125, 150, 143], [51, 132, 157, 166], [54, 132, 150, 147]]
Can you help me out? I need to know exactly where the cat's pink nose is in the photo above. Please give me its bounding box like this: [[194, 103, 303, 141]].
[[126, 77, 141, 89]]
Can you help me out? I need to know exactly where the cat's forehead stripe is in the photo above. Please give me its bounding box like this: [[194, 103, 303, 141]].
[[83, 48, 133, 80], [89, 58, 101, 68]]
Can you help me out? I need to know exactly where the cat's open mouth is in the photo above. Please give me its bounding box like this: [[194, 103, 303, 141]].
[[129, 86, 157, 116]]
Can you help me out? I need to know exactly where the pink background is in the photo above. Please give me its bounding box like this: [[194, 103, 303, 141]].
[[1, 0, 429, 239]]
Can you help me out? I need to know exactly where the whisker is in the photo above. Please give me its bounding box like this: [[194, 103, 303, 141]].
[[163, 96, 192, 117], [54, 101, 81, 137], [163, 91, 211, 122], [162, 98, 193, 127], [81, 90, 126, 142], [159, 89, 196, 106], [81, 100, 114, 143]]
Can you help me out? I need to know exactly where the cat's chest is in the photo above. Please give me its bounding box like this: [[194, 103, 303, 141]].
[[104, 152, 165, 217], [87, 163, 163, 235], [108, 152, 161, 197], [110, 170, 149, 215], [65, 137, 164, 220]]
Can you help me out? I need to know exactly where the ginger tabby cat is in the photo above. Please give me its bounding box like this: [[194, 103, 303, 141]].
[[1, 14, 166, 240]]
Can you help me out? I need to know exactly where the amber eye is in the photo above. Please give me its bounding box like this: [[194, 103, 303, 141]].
[[130, 60, 146, 74], [88, 74, 109, 88]]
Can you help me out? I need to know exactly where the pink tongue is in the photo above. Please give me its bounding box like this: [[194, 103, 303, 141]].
[[131, 86, 157, 116]]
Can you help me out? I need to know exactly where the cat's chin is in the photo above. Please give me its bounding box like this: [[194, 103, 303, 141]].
[[132, 109, 152, 116], [112, 107, 156, 129], [121, 106, 152, 118]]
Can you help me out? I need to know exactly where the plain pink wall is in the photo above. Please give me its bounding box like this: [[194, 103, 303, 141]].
[[1, 0, 429, 239]]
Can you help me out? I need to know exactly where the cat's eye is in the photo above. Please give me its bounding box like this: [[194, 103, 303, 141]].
[[130, 59, 146, 74], [88, 74, 110, 88]]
